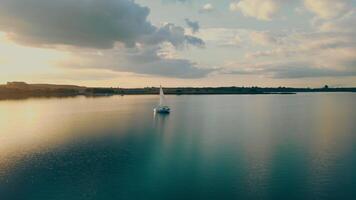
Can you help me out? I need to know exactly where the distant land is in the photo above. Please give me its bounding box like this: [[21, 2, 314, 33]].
[[0, 82, 355, 100]]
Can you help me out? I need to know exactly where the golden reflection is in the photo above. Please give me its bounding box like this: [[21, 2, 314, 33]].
[[307, 94, 355, 195], [0, 96, 156, 172]]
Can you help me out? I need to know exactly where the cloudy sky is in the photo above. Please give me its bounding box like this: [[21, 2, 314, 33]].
[[0, 0, 355, 87]]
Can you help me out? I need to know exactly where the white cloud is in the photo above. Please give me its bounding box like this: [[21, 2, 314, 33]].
[[200, 3, 214, 13], [196, 28, 249, 47], [233, 35, 242, 45], [318, 10, 356, 32], [304, 0, 350, 19], [230, 0, 283, 20], [249, 31, 281, 46], [224, 61, 356, 79], [295, 7, 307, 15], [241, 28, 356, 79]]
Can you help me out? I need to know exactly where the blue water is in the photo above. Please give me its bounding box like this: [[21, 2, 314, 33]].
[[0, 93, 355, 200]]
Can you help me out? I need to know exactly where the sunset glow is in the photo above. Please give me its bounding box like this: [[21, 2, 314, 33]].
[[0, 0, 355, 87]]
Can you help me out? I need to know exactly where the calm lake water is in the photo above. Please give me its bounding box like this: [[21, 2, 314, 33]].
[[0, 93, 355, 200]]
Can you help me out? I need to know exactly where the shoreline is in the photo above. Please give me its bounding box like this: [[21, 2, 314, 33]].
[[0, 82, 355, 100], [3, 91, 356, 101]]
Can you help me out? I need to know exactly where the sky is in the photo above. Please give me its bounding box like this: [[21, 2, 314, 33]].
[[0, 0, 355, 87]]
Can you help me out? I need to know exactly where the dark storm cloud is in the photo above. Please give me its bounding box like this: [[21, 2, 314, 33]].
[[185, 19, 200, 33]]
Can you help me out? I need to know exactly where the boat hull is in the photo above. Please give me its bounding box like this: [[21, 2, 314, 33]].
[[154, 106, 170, 114]]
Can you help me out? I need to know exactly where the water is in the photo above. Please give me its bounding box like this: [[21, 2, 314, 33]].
[[0, 93, 355, 200]]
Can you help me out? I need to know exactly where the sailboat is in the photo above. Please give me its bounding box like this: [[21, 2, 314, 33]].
[[154, 86, 170, 114]]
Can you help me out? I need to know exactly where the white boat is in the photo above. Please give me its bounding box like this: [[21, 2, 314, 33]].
[[154, 86, 170, 114]]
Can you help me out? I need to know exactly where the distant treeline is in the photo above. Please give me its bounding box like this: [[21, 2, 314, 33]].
[[117, 86, 356, 95], [0, 82, 355, 100], [0, 87, 79, 100]]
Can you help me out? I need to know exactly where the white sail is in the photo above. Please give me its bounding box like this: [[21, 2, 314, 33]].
[[154, 85, 170, 113], [159, 86, 164, 106]]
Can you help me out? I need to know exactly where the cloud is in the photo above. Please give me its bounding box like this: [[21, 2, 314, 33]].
[[0, 0, 204, 50], [0, 0, 211, 78], [126, 46, 214, 78], [163, 0, 190, 3], [247, 30, 356, 58], [318, 11, 356, 32], [270, 63, 356, 79], [224, 61, 356, 79], [304, 0, 350, 19], [141, 23, 205, 48], [233, 26, 356, 79], [61, 45, 215, 79], [199, 3, 214, 13], [230, 0, 284, 20], [185, 19, 200, 33], [0, 0, 155, 48], [196, 28, 249, 48], [218, 35, 243, 47], [245, 48, 292, 59], [249, 31, 281, 46], [225, 2, 356, 81]]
